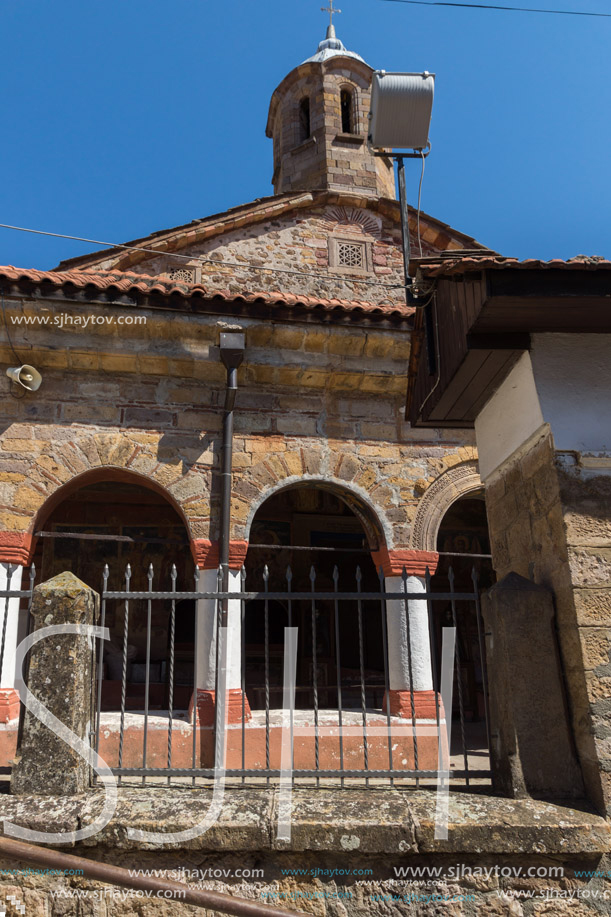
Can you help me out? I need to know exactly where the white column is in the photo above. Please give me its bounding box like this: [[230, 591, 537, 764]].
[[0, 563, 24, 690], [195, 567, 242, 692], [385, 574, 433, 692]]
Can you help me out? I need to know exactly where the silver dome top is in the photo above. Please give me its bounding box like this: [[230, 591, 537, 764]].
[[302, 25, 367, 65]]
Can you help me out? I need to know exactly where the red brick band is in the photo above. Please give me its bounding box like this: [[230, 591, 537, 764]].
[[189, 689, 252, 726], [191, 540, 249, 570], [0, 688, 20, 724], [384, 690, 443, 720], [371, 548, 439, 578]]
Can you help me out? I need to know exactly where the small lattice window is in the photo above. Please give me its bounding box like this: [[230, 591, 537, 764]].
[[168, 268, 195, 284], [337, 241, 364, 268]]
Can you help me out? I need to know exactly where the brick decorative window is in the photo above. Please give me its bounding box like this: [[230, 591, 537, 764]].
[[168, 268, 196, 284], [329, 236, 372, 275]]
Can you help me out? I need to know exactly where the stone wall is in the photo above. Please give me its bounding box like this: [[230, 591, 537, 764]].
[[0, 294, 476, 554], [112, 202, 433, 308], [0, 787, 609, 916], [484, 425, 611, 813]]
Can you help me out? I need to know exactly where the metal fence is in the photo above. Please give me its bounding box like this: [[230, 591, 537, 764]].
[[92, 562, 491, 789]]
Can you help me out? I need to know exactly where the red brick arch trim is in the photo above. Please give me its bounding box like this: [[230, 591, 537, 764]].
[[0, 533, 35, 566]]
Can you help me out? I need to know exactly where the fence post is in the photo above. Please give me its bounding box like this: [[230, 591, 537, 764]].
[[482, 571, 584, 799], [11, 572, 98, 796]]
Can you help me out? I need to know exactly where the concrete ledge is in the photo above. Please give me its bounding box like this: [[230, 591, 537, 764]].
[[0, 788, 608, 855]]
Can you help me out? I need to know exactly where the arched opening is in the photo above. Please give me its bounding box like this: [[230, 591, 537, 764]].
[[243, 484, 384, 711], [430, 491, 494, 728], [298, 97, 311, 142], [35, 479, 195, 711], [340, 88, 355, 134]]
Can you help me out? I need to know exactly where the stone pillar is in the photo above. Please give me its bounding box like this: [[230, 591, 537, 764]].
[[482, 572, 584, 799], [0, 563, 25, 724], [11, 572, 98, 796], [372, 548, 439, 718], [190, 539, 251, 726]]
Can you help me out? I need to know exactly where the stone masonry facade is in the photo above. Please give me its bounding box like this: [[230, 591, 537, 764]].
[[0, 297, 476, 559], [71, 193, 466, 309]]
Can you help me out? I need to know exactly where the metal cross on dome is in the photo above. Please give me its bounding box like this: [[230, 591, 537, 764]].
[[321, 0, 342, 28]]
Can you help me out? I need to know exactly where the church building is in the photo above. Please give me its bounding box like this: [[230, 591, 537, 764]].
[[0, 21, 492, 773]]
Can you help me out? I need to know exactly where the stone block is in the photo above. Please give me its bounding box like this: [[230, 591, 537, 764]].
[[482, 572, 584, 799], [11, 572, 99, 796]]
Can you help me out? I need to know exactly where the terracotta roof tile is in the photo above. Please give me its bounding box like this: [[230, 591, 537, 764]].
[[417, 255, 611, 278], [0, 265, 413, 318]]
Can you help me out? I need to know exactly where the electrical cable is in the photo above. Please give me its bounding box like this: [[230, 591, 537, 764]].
[[0, 222, 407, 290], [380, 0, 611, 17]]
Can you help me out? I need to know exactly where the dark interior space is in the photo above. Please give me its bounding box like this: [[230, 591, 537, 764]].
[[35, 480, 195, 711], [244, 486, 385, 711], [431, 492, 494, 722]]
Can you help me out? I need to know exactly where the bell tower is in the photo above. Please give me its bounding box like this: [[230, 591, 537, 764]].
[[265, 15, 395, 199]]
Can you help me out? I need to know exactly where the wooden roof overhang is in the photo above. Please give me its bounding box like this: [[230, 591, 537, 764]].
[[406, 264, 611, 428]]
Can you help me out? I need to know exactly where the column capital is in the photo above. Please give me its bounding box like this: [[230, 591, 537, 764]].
[[191, 539, 249, 570], [371, 547, 439, 578], [0, 533, 34, 566]]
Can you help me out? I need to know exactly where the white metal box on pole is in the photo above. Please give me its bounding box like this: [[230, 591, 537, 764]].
[[368, 71, 435, 151]]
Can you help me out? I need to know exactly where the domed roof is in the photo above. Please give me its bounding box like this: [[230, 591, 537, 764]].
[[302, 25, 368, 66]]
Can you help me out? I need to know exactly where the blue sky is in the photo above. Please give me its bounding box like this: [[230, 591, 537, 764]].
[[1, 0, 610, 269]]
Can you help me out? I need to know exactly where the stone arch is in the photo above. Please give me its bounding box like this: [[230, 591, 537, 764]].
[[409, 460, 483, 553], [17, 430, 211, 541], [244, 475, 392, 552], [30, 466, 194, 542]]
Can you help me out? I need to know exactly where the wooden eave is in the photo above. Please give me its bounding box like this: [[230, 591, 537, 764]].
[[407, 267, 611, 428]]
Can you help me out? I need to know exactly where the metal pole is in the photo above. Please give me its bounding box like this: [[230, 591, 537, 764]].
[[219, 332, 245, 624], [396, 154, 436, 375], [397, 156, 412, 290]]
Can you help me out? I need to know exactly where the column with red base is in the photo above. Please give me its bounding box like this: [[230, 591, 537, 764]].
[[0, 534, 33, 725], [190, 539, 251, 727], [371, 548, 439, 719]]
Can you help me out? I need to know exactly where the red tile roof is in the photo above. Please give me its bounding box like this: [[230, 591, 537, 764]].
[[0, 265, 413, 318], [416, 255, 611, 278]]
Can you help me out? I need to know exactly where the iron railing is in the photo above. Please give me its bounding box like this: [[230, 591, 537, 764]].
[[92, 562, 490, 789]]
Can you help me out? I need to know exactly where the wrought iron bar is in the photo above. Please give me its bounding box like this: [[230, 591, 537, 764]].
[[241, 566, 246, 785], [0, 563, 14, 687], [142, 564, 154, 784], [332, 566, 345, 787], [117, 564, 131, 785], [263, 566, 271, 784], [355, 567, 369, 785], [472, 567, 492, 755], [310, 566, 320, 786], [424, 565, 442, 770], [167, 564, 177, 783], [449, 567, 469, 786], [400, 568, 419, 785], [94, 565, 109, 767], [378, 566, 394, 785]]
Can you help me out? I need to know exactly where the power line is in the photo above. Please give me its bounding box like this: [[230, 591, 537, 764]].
[[0, 221, 406, 290], [380, 0, 611, 17]]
